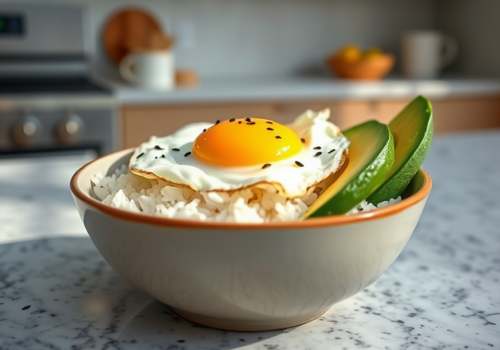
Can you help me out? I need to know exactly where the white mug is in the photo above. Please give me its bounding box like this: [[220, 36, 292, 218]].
[[401, 31, 458, 79], [120, 50, 175, 90]]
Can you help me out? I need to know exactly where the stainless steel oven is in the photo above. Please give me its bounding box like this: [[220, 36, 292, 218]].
[[0, 97, 117, 158], [0, 3, 117, 160]]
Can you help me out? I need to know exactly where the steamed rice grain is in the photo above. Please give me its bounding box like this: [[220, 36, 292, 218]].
[[91, 166, 400, 223]]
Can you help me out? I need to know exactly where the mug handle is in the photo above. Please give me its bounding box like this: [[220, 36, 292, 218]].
[[119, 54, 140, 83], [441, 35, 459, 68]]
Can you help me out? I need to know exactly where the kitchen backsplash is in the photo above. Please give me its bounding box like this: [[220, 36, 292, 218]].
[[437, 0, 500, 78], [9, 0, 500, 78], [21, 0, 434, 78]]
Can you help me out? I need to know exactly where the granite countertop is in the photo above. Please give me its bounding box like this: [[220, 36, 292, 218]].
[[0, 132, 499, 349], [101, 76, 500, 104]]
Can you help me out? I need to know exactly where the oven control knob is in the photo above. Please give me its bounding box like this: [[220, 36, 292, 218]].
[[57, 114, 83, 144], [12, 116, 41, 146]]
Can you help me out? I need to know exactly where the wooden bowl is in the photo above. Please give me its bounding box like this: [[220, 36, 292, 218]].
[[327, 54, 395, 80]]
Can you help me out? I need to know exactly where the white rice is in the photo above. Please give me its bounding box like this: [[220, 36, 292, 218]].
[[347, 197, 402, 215], [91, 166, 401, 223]]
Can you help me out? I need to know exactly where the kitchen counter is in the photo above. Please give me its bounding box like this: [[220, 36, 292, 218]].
[[102, 76, 500, 104], [0, 94, 117, 109], [0, 132, 499, 349]]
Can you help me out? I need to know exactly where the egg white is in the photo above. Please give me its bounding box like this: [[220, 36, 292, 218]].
[[129, 109, 349, 197]]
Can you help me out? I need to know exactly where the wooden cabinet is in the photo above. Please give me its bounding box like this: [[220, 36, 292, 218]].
[[431, 96, 500, 133], [122, 103, 275, 148], [360, 96, 500, 134], [121, 95, 500, 148]]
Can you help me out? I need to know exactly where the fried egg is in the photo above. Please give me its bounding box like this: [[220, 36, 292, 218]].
[[129, 109, 349, 197]]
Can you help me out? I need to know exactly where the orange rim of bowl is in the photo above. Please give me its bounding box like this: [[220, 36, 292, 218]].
[[70, 149, 432, 230]]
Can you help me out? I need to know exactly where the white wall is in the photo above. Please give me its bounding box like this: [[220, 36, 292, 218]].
[[12, 0, 500, 79], [437, 0, 500, 78], [11, 0, 435, 78], [95, 0, 437, 78]]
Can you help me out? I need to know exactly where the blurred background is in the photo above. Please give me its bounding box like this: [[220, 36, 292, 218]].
[[0, 0, 499, 161], [0, 0, 499, 210]]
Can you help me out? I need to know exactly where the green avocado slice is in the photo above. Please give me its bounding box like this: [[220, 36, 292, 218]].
[[304, 120, 395, 218], [368, 96, 433, 204]]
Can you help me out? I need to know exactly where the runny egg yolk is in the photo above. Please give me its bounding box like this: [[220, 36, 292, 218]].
[[193, 118, 303, 167]]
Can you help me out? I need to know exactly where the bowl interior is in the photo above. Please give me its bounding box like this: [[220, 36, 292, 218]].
[[76, 149, 131, 199], [71, 148, 431, 229]]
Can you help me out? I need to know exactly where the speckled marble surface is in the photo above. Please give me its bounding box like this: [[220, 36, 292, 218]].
[[0, 132, 499, 349]]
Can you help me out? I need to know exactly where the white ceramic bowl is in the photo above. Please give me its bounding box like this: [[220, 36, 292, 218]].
[[71, 149, 432, 331]]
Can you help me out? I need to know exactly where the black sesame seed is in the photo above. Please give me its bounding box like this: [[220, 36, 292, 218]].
[[247, 122, 256, 125], [154, 156, 158, 159], [172, 148, 180, 152], [301, 138, 306, 143], [313, 146, 321, 150], [266, 127, 274, 131], [262, 163, 272, 169], [266, 121, 273, 124], [294, 161, 304, 167], [245, 117, 252, 122], [177, 339, 185, 343], [161, 154, 166, 158], [328, 149, 336, 154], [215, 120, 220, 124], [22, 305, 31, 311], [136, 152, 145, 159], [275, 135, 282, 139], [229, 118, 235, 122], [238, 121, 242, 124], [314, 151, 322, 157], [203, 128, 207, 132], [184, 152, 191, 157], [154, 145, 164, 150]]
